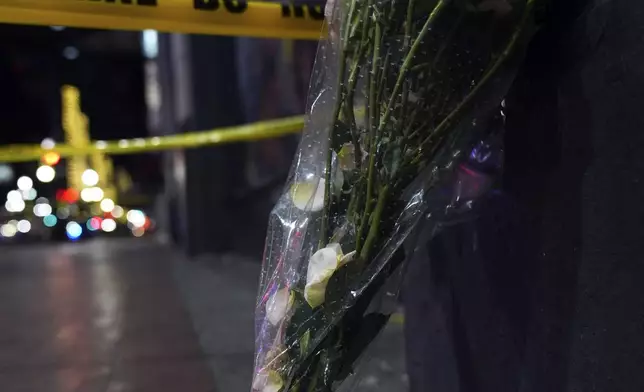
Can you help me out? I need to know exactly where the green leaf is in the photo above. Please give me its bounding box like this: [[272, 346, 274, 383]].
[[299, 329, 311, 358]]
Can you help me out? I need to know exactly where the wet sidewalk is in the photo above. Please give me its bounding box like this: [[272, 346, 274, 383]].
[[0, 239, 216, 392], [0, 238, 406, 392]]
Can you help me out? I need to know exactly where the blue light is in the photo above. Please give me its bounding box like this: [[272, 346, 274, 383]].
[[43, 215, 57, 227], [65, 221, 82, 240]]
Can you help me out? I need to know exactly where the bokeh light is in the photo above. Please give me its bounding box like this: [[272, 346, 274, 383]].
[[17, 176, 33, 191], [65, 221, 82, 240], [80, 187, 104, 202], [111, 205, 124, 218], [43, 215, 58, 227], [101, 218, 117, 233], [0, 223, 17, 238], [126, 209, 146, 228], [100, 198, 115, 213], [87, 217, 102, 231], [81, 169, 99, 187], [34, 203, 53, 217], [17, 220, 31, 233], [36, 165, 56, 183]]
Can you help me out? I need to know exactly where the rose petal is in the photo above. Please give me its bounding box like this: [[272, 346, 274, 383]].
[[290, 179, 325, 212], [266, 287, 292, 326], [262, 371, 284, 392], [305, 244, 343, 307]]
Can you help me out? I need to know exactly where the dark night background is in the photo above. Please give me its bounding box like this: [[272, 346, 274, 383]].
[[0, 24, 161, 190]]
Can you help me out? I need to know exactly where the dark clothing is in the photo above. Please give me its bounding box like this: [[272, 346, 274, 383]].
[[404, 1, 644, 391]]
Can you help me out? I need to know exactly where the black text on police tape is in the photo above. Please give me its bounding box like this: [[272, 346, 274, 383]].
[[87, 0, 158, 6], [193, 0, 247, 13], [86, 0, 324, 20]]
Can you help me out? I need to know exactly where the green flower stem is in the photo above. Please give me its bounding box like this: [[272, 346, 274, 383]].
[[399, 0, 416, 126], [359, 185, 389, 262], [358, 0, 445, 255], [416, 0, 536, 162], [356, 17, 381, 255], [344, 36, 368, 170], [366, 20, 382, 176], [404, 0, 415, 46], [320, 0, 359, 248], [378, 0, 447, 133], [320, 57, 346, 249], [369, 22, 382, 135]]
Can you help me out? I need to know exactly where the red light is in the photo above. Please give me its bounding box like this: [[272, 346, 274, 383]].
[[42, 152, 61, 166], [56, 189, 79, 203], [90, 217, 102, 230]]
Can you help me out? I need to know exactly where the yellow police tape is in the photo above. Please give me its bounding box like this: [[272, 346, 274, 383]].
[[0, 0, 324, 40], [0, 115, 305, 163]]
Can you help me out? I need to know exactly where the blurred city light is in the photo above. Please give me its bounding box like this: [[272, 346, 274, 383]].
[[81, 169, 99, 187], [142, 29, 159, 59], [65, 221, 82, 240], [56, 207, 70, 219], [56, 189, 79, 204], [7, 190, 21, 202], [40, 138, 56, 149], [34, 203, 53, 217], [36, 165, 56, 183], [17, 176, 33, 191], [17, 220, 31, 233], [43, 215, 58, 227], [0, 223, 17, 238], [132, 227, 145, 237], [126, 209, 146, 228], [100, 198, 115, 213], [101, 218, 117, 233], [42, 151, 61, 166], [111, 205, 124, 218], [87, 217, 101, 231], [63, 46, 79, 60], [80, 187, 104, 202], [0, 164, 14, 184], [5, 198, 26, 213], [22, 188, 37, 201]]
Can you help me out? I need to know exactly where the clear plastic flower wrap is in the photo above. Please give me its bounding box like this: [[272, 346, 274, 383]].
[[252, 1, 541, 391]]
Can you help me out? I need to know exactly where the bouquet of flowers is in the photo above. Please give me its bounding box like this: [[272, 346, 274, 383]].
[[252, 1, 542, 391]]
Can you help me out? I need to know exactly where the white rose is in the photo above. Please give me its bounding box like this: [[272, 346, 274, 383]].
[[304, 243, 344, 308], [266, 287, 293, 326]]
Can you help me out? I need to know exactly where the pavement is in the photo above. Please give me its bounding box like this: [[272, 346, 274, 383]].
[[0, 238, 407, 392]]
